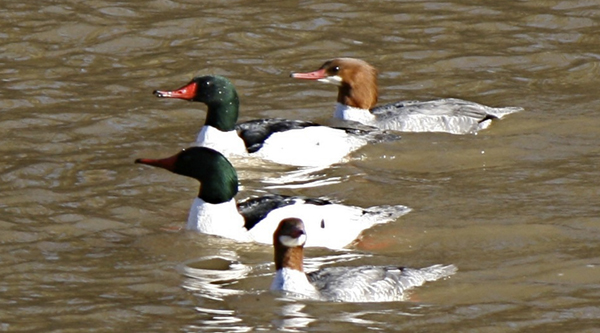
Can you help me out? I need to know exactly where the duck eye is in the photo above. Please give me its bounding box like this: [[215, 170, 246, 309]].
[[331, 66, 340, 73]]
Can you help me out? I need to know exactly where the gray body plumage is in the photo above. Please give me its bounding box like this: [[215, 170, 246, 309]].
[[306, 264, 457, 302], [368, 98, 523, 134]]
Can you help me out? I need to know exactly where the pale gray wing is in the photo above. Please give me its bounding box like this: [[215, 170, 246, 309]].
[[308, 264, 457, 302], [372, 98, 491, 120]]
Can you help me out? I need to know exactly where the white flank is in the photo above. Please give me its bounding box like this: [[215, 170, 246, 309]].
[[194, 125, 248, 156], [254, 126, 368, 167], [247, 202, 411, 249], [187, 197, 410, 249]]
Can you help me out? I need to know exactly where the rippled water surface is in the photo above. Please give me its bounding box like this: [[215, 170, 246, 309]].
[[2, 0, 600, 331]]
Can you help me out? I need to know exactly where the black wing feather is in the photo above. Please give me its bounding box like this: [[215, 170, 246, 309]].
[[235, 118, 320, 153], [237, 194, 332, 230]]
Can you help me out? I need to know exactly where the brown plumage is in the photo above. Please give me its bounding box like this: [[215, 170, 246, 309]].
[[273, 218, 305, 271]]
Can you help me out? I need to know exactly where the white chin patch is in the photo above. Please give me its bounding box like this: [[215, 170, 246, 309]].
[[318, 75, 342, 86], [279, 234, 306, 247]]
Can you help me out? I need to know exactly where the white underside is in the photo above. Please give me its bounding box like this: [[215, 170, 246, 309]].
[[186, 197, 411, 249], [253, 127, 368, 167], [194, 126, 248, 156]]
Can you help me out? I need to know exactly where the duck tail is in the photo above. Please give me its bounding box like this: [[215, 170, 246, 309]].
[[362, 204, 412, 224], [486, 106, 523, 119]]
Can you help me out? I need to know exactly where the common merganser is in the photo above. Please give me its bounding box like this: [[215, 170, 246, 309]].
[[291, 58, 522, 135], [270, 218, 457, 302], [135, 147, 410, 249], [153, 75, 400, 167]]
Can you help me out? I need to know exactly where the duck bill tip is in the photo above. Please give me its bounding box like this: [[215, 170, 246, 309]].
[[153, 90, 171, 98], [153, 81, 197, 100], [135, 155, 178, 171]]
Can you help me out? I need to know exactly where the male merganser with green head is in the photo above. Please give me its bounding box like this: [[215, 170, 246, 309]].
[[271, 218, 457, 302], [135, 147, 410, 249], [153, 75, 400, 167], [291, 58, 522, 135]]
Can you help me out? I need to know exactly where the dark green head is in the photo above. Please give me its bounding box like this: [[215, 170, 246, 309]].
[[153, 75, 240, 131], [135, 146, 239, 204]]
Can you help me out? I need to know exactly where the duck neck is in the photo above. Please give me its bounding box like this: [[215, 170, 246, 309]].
[[204, 96, 239, 132], [275, 245, 304, 272], [336, 77, 377, 110]]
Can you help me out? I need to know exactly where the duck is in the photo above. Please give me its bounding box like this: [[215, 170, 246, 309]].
[[270, 218, 457, 302], [153, 75, 401, 167], [290, 58, 522, 135], [135, 147, 410, 249]]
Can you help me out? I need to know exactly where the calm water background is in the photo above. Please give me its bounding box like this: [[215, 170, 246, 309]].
[[1, 0, 600, 331]]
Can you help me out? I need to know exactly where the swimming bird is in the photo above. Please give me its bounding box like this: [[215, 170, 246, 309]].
[[291, 58, 522, 134], [270, 218, 457, 302], [135, 147, 410, 249], [153, 75, 400, 167]]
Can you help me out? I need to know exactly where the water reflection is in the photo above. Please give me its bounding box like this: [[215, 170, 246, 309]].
[[179, 250, 370, 300], [209, 154, 346, 189], [179, 249, 372, 331], [262, 165, 345, 189], [192, 307, 248, 333], [272, 302, 315, 332], [178, 251, 252, 301]]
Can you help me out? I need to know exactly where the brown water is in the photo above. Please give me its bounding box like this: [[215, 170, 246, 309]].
[[1, 0, 600, 331]]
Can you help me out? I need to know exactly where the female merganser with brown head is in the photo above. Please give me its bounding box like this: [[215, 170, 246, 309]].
[[271, 218, 457, 302], [153, 75, 400, 167], [135, 147, 410, 249], [291, 58, 522, 135]]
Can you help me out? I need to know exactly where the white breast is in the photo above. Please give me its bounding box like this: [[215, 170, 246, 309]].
[[333, 103, 377, 125], [186, 197, 251, 242], [195, 126, 248, 156], [271, 268, 320, 299]]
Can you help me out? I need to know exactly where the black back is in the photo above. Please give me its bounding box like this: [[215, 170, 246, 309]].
[[237, 194, 331, 230], [235, 118, 321, 153]]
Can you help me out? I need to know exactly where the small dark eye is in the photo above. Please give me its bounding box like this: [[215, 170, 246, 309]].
[[331, 66, 340, 73]]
